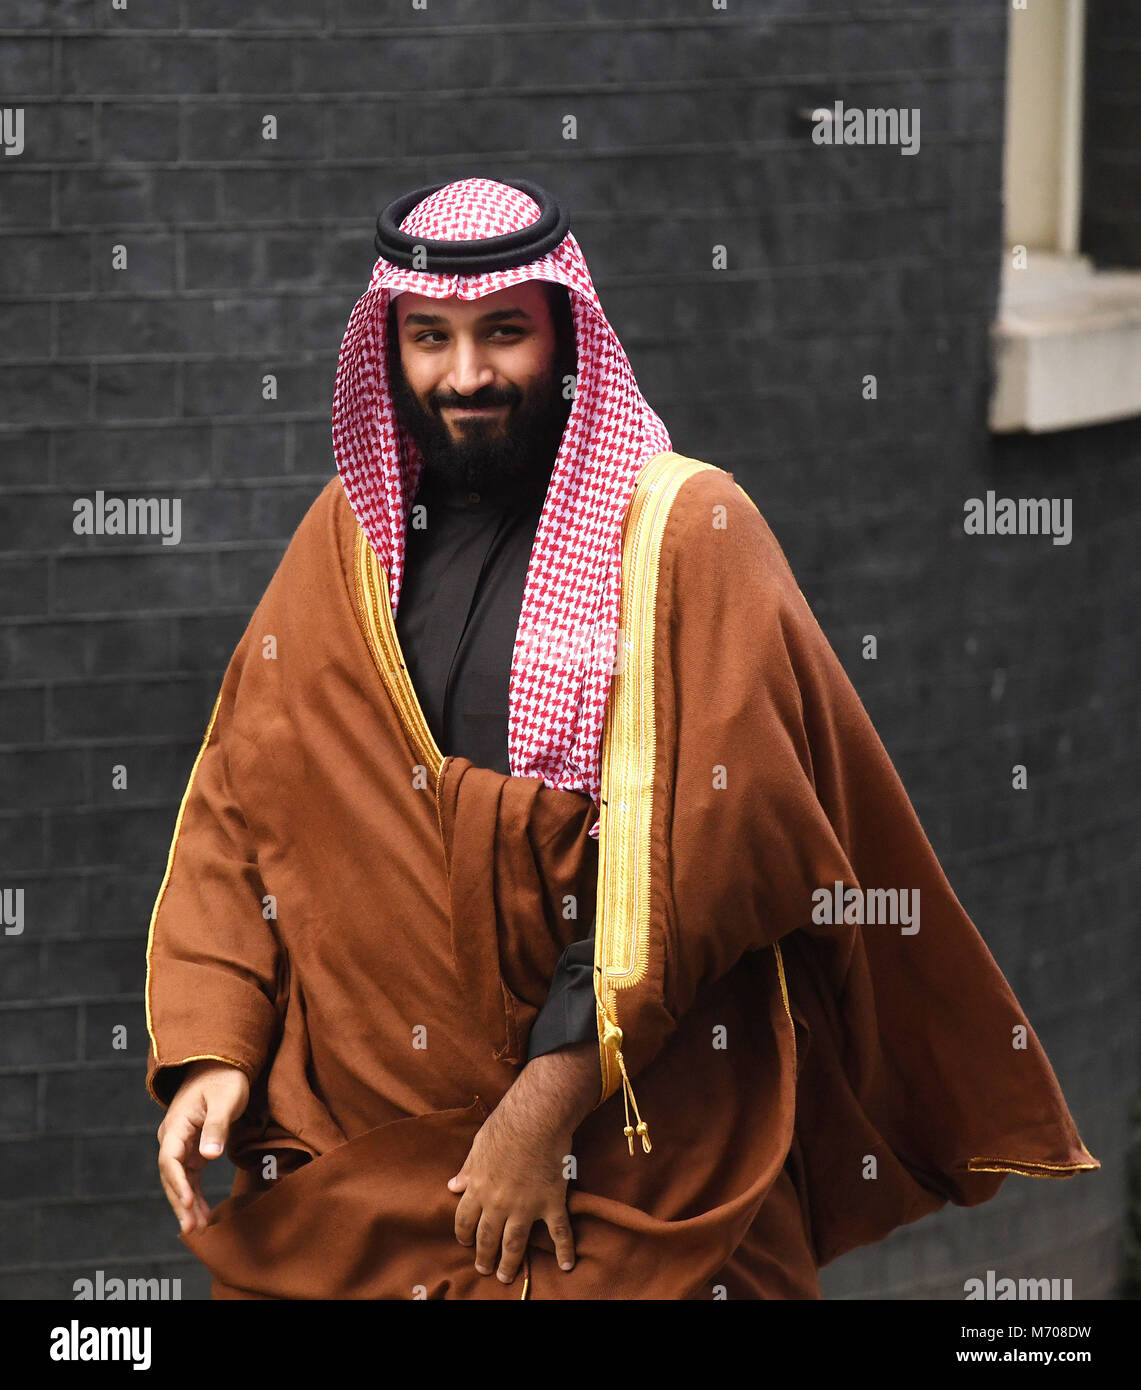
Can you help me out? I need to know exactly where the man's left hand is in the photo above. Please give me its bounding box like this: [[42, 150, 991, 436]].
[[448, 1041, 599, 1284]]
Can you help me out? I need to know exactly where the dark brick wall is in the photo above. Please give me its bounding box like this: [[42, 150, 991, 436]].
[[1, 2, 1136, 1301]]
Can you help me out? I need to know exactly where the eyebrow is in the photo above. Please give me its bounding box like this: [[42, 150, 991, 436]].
[[401, 307, 534, 328]]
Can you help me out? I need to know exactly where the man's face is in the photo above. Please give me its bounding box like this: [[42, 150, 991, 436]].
[[389, 281, 573, 502]]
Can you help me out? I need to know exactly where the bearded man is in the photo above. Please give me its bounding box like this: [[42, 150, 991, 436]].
[[145, 177, 1098, 1301]]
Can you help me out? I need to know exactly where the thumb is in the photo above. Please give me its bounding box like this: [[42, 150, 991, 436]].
[[199, 1091, 240, 1159], [448, 1147, 474, 1190]]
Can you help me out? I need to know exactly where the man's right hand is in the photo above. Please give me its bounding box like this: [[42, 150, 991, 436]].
[[156, 1060, 250, 1235]]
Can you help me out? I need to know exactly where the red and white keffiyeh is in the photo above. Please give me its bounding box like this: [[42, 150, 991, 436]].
[[331, 177, 671, 829]]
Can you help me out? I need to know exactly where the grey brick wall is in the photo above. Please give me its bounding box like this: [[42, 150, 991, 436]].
[[1, 2, 1137, 1301]]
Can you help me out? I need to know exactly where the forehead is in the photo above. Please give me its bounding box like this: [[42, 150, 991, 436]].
[[393, 280, 550, 322]]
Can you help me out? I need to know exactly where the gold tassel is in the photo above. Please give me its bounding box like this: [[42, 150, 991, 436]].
[[600, 1016, 651, 1155]]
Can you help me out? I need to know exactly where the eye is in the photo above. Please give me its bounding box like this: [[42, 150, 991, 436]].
[[408, 325, 525, 345]]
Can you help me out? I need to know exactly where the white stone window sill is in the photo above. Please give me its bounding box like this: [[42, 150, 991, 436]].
[[989, 252, 1141, 433]]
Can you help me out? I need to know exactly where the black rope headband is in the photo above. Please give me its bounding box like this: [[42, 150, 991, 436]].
[[373, 178, 570, 274]]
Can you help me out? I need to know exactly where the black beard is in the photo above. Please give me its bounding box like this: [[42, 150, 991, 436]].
[[388, 346, 572, 508]]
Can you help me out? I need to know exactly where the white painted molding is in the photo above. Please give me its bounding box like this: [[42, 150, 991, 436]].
[[990, 253, 1141, 433]]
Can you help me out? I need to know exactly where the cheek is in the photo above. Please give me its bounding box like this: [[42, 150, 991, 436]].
[[401, 359, 439, 403], [516, 342, 557, 391]]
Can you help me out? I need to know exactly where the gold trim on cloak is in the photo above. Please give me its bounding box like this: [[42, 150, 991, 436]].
[[591, 451, 800, 1157], [143, 688, 253, 1099], [966, 1156, 1099, 1175], [354, 527, 447, 790]]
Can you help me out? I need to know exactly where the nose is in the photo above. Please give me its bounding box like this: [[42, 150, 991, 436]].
[[444, 336, 496, 399]]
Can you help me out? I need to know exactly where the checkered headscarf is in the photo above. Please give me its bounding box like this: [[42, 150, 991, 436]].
[[331, 178, 671, 829]]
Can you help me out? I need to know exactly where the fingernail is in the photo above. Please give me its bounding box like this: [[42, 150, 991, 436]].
[[561, 1261, 573, 1270], [202, 1142, 222, 1156], [476, 1263, 490, 1275], [497, 1271, 510, 1283]]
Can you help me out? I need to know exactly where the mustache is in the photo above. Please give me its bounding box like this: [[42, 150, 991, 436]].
[[432, 386, 519, 410]]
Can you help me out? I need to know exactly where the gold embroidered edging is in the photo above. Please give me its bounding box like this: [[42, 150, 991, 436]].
[[966, 1157, 1100, 1176], [354, 527, 446, 789], [771, 938, 797, 1075], [143, 689, 226, 1067], [593, 451, 717, 1152]]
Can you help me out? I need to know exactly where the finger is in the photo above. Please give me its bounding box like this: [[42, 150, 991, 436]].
[[453, 1189, 480, 1246], [156, 1142, 190, 1204], [181, 1148, 209, 1208], [164, 1173, 200, 1236], [496, 1218, 532, 1284], [447, 1172, 470, 1192], [159, 1168, 194, 1233], [157, 1137, 195, 1213], [183, 1144, 208, 1186], [158, 1110, 208, 1227], [186, 1177, 212, 1231], [546, 1209, 576, 1272], [162, 1144, 212, 1234], [474, 1208, 505, 1276], [157, 1166, 190, 1230]]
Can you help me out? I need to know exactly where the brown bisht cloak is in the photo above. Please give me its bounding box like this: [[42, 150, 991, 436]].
[[144, 451, 1098, 1300]]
